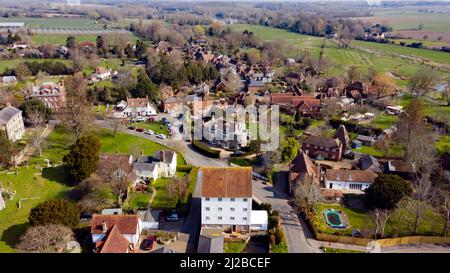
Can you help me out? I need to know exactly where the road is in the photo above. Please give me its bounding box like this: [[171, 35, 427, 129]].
[[95, 117, 315, 252]]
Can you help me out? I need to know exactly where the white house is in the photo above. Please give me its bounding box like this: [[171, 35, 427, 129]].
[[133, 151, 177, 181], [91, 214, 142, 253], [200, 167, 268, 233], [115, 97, 157, 118], [137, 209, 161, 230], [94, 67, 111, 80], [0, 105, 25, 142], [203, 116, 248, 150], [325, 169, 377, 192]]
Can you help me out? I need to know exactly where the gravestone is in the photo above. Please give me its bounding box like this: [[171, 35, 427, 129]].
[[0, 192, 5, 211]]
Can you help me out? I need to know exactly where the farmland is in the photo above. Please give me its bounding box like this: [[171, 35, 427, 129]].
[[230, 24, 449, 83], [0, 17, 103, 29], [31, 33, 138, 46]]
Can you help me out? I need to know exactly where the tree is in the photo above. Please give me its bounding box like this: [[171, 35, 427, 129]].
[[345, 65, 360, 84], [15, 63, 31, 81], [366, 174, 412, 239], [96, 155, 135, 205], [63, 135, 101, 183], [294, 175, 322, 214], [17, 224, 74, 253], [433, 189, 450, 236], [0, 133, 14, 167], [281, 137, 300, 163], [410, 171, 435, 235], [372, 74, 396, 98], [62, 74, 93, 140], [408, 68, 437, 97], [366, 174, 412, 210], [96, 35, 107, 56], [29, 199, 80, 229], [132, 69, 159, 102], [66, 36, 76, 49]]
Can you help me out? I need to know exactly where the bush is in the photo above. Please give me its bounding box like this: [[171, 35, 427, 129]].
[[176, 165, 194, 172], [191, 140, 220, 158], [274, 227, 286, 245], [268, 215, 280, 230], [29, 199, 80, 229]]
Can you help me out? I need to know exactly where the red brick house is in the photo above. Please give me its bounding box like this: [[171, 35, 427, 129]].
[[302, 135, 343, 161], [289, 151, 320, 194]]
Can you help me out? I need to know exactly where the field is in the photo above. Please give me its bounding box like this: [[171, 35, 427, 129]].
[[389, 38, 450, 49], [0, 126, 186, 252], [0, 58, 72, 73], [230, 24, 448, 83], [0, 17, 103, 29], [31, 33, 138, 46]]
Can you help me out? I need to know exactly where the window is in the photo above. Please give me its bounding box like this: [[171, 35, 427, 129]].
[[243, 198, 248, 202], [243, 217, 247, 221], [243, 208, 248, 211], [230, 217, 235, 221], [206, 216, 210, 220], [206, 207, 210, 211], [230, 198, 235, 202], [205, 197, 210, 201], [218, 216, 222, 220], [218, 207, 222, 211], [230, 208, 235, 211], [218, 198, 222, 201]]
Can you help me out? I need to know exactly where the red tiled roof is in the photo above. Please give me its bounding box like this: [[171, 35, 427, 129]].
[[290, 151, 317, 182], [97, 224, 131, 253], [127, 97, 149, 108], [326, 169, 377, 183], [201, 167, 252, 198], [91, 214, 139, 235]]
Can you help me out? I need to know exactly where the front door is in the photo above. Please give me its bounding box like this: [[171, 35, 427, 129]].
[[329, 183, 333, 189]]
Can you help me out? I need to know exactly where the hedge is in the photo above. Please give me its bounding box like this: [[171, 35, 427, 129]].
[[191, 140, 220, 158], [176, 164, 194, 172]]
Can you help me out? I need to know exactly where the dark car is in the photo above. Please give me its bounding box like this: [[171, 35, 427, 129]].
[[143, 235, 156, 250], [161, 117, 168, 123], [147, 117, 155, 122], [128, 126, 136, 130], [136, 128, 144, 132]]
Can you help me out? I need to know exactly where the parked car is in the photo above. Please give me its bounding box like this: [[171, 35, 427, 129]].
[[161, 117, 168, 124], [136, 128, 144, 132], [166, 213, 179, 222], [143, 235, 156, 250], [178, 113, 183, 119], [144, 130, 154, 135], [132, 116, 145, 122], [166, 123, 172, 128], [128, 126, 136, 130], [156, 134, 167, 139], [147, 117, 155, 122]]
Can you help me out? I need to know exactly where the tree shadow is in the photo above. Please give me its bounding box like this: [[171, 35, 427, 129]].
[[1, 222, 29, 249], [41, 165, 74, 187]]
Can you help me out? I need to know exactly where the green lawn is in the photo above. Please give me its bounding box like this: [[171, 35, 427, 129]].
[[130, 121, 169, 135], [124, 192, 151, 210], [224, 241, 247, 253], [371, 114, 398, 130], [436, 135, 450, 155], [352, 144, 404, 158]]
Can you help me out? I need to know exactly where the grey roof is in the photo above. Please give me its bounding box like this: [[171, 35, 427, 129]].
[[0, 106, 21, 124], [137, 209, 161, 223], [356, 135, 375, 142], [249, 79, 265, 87], [360, 155, 382, 173], [197, 235, 224, 253], [155, 150, 175, 164], [133, 162, 156, 172], [133, 151, 175, 171], [303, 135, 341, 149]]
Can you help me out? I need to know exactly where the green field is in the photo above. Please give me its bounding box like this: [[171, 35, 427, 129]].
[[0, 18, 103, 29], [129, 121, 169, 135], [31, 33, 138, 46], [373, 10, 450, 32], [230, 24, 448, 82], [389, 38, 450, 49]]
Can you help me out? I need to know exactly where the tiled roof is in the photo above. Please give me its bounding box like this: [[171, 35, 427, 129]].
[[91, 214, 139, 235], [201, 167, 252, 198], [127, 97, 149, 108], [290, 151, 317, 182], [326, 169, 377, 183], [303, 135, 341, 149], [97, 224, 130, 253]]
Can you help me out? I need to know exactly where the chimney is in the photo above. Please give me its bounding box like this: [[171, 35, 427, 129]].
[[101, 221, 107, 233]]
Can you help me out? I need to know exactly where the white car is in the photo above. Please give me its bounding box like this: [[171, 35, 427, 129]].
[[157, 134, 167, 139], [144, 130, 154, 135], [132, 116, 145, 122]]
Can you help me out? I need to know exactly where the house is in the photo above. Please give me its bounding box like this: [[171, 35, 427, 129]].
[[91, 214, 143, 253], [137, 209, 160, 230], [360, 154, 383, 173], [202, 116, 248, 150], [270, 93, 321, 116], [325, 169, 377, 192], [101, 208, 123, 215], [161, 97, 183, 114], [334, 124, 350, 151], [200, 167, 267, 233], [30, 82, 66, 110], [352, 139, 362, 149], [94, 67, 111, 81], [386, 161, 416, 180], [285, 58, 296, 66], [0, 105, 25, 142], [356, 135, 375, 146], [197, 235, 224, 253], [246, 79, 265, 93], [133, 150, 177, 181], [0, 76, 17, 85], [289, 151, 320, 194], [302, 135, 343, 161], [115, 97, 157, 118]]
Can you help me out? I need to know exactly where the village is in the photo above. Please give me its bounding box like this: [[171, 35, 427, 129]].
[[0, 0, 449, 255]]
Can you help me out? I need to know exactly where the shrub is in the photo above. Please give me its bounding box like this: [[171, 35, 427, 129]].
[[29, 199, 80, 229], [191, 140, 220, 158], [274, 227, 285, 245], [176, 165, 194, 172]]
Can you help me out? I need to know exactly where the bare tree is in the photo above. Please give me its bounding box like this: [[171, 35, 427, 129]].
[[97, 156, 135, 205], [370, 208, 391, 239], [408, 68, 437, 97], [17, 224, 74, 253], [294, 176, 322, 214], [411, 171, 435, 235], [28, 107, 46, 156]]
